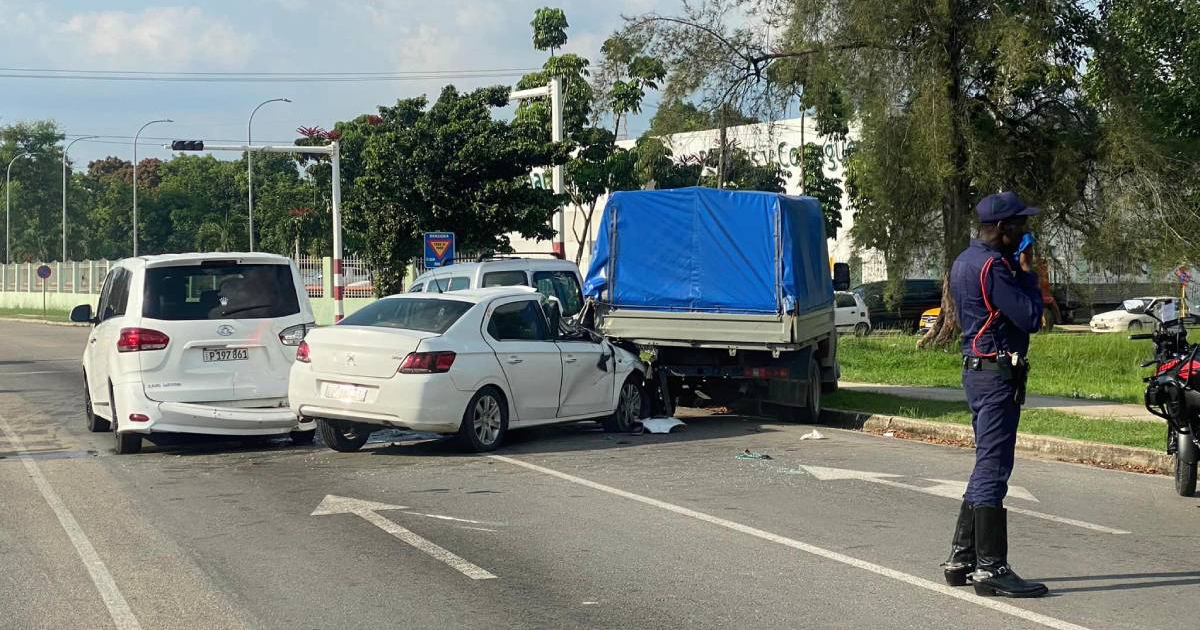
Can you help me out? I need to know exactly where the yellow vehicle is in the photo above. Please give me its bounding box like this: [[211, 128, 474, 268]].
[[919, 307, 940, 334]]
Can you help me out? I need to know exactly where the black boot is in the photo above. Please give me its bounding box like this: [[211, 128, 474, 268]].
[[971, 506, 1049, 598], [941, 501, 975, 586]]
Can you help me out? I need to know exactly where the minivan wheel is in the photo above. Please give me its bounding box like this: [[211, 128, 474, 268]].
[[317, 419, 370, 452], [458, 387, 508, 452], [853, 322, 870, 337], [84, 380, 110, 432]]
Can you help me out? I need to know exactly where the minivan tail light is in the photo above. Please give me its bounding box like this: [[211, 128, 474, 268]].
[[296, 341, 311, 363], [279, 323, 314, 346], [398, 351, 456, 374], [117, 328, 170, 352]]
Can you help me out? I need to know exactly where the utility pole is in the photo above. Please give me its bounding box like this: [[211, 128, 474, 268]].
[[6, 152, 33, 265], [509, 78, 565, 258]]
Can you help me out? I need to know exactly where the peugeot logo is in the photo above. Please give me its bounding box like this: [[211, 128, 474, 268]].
[[345, 352, 357, 367], [216, 325, 235, 337]]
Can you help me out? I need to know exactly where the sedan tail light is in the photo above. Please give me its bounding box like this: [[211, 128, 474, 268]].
[[398, 351, 456, 374], [117, 328, 170, 352], [295, 341, 311, 363]]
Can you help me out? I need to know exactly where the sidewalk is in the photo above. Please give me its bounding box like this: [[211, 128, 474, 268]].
[[840, 381, 1160, 423]]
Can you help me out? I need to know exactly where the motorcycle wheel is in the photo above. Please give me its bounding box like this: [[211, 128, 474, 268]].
[[1175, 454, 1197, 497]]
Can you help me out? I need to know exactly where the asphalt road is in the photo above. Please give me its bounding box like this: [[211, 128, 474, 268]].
[[1, 321, 1197, 630]]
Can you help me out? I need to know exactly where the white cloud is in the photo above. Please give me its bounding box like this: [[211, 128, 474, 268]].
[[52, 6, 255, 69]]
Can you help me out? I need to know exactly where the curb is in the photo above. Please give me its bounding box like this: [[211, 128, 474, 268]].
[[823, 408, 1172, 475], [0, 316, 86, 327]]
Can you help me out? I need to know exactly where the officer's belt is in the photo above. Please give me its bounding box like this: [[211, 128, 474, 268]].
[[963, 356, 1002, 371]]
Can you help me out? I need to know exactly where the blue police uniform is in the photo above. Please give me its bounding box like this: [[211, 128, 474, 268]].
[[940, 191, 1049, 598], [951, 238, 1043, 506]]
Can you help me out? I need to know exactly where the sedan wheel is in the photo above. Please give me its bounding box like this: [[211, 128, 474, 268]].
[[458, 388, 508, 452], [317, 418, 370, 452], [602, 377, 648, 433], [1127, 320, 1143, 332]]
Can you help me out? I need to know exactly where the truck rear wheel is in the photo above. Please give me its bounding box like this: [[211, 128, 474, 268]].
[[796, 359, 822, 424]]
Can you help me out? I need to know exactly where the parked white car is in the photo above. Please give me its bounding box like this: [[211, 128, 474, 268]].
[[71, 253, 317, 454], [834, 291, 871, 336], [1090, 296, 1188, 333], [409, 257, 584, 318], [289, 287, 647, 452]]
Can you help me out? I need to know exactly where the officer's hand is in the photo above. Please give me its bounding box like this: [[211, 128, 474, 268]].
[[1019, 248, 1034, 273]]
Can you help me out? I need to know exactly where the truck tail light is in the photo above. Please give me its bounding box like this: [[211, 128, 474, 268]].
[[117, 328, 170, 352], [296, 341, 311, 363], [398, 351, 456, 374], [743, 366, 790, 379]]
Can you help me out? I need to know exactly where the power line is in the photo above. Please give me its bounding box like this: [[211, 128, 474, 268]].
[[0, 65, 543, 77], [0, 69, 538, 84]]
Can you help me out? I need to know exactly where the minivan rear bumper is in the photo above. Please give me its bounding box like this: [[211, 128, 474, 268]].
[[113, 382, 308, 436]]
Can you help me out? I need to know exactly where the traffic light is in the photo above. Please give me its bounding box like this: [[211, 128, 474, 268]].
[[171, 140, 204, 151]]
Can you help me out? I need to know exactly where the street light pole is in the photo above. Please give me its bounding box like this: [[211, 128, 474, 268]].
[[248, 98, 291, 252], [6, 151, 33, 265], [63, 136, 98, 262], [133, 118, 171, 257]]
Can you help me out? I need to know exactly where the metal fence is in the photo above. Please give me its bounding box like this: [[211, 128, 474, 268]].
[[0, 260, 114, 294], [0, 257, 380, 299]]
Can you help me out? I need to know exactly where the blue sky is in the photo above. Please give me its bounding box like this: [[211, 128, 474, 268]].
[[0, 0, 677, 166]]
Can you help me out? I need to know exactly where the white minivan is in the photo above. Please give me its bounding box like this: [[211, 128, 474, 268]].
[[71, 253, 317, 454]]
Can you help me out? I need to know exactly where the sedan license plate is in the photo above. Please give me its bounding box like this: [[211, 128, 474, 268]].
[[323, 382, 369, 403], [203, 348, 249, 362]]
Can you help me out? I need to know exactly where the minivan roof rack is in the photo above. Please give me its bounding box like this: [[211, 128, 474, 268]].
[[473, 251, 565, 263]]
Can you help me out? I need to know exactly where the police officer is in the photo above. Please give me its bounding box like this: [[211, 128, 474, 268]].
[[940, 191, 1049, 598]]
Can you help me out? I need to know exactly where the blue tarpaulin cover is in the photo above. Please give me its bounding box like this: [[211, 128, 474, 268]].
[[582, 187, 832, 314]]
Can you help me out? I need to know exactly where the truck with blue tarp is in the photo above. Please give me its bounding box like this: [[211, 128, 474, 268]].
[[582, 187, 848, 420]]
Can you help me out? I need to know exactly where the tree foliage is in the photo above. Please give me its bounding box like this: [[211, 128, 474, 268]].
[[349, 86, 568, 294]]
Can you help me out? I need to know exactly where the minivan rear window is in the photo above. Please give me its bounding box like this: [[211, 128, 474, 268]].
[[339, 298, 472, 333], [143, 264, 300, 321]]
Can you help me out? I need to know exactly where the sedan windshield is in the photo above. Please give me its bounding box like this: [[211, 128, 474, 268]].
[[339, 298, 473, 333]]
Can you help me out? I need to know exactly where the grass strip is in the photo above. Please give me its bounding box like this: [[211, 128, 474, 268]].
[[824, 390, 1164, 451], [838, 333, 1152, 404], [0, 306, 72, 323]]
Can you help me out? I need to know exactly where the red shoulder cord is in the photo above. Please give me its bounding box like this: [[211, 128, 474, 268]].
[[971, 256, 1014, 358]]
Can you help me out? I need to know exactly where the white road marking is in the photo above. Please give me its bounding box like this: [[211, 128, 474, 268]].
[[401, 510, 493, 525], [800, 465, 1129, 534], [311, 494, 497, 580], [0, 370, 71, 376], [0, 412, 142, 630], [491, 455, 1094, 630]]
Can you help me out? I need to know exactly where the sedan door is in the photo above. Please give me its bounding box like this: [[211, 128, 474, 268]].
[[556, 339, 615, 417], [482, 297, 562, 422]]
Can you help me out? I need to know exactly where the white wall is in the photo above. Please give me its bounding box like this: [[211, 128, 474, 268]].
[[510, 116, 889, 282]]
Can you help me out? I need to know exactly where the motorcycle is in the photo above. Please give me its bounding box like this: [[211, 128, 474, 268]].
[[1126, 299, 1200, 496]]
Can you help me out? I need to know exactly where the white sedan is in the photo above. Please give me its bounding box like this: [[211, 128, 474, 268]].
[[1090, 296, 1187, 333], [289, 287, 648, 452]]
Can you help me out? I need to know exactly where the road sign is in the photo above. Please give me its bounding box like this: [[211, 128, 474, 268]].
[[36, 264, 51, 280], [1176, 266, 1191, 284], [424, 232, 455, 268]]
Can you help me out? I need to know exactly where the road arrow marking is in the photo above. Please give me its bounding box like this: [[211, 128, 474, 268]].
[[312, 495, 497, 580], [800, 466, 1129, 535]]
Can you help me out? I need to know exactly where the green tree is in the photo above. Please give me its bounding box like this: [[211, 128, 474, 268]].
[[1, 121, 65, 262], [799, 145, 843, 239], [564, 127, 637, 264], [350, 85, 568, 295], [531, 7, 568, 54], [618, 1, 1100, 344], [1084, 0, 1200, 271], [648, 99, 757, 136]]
